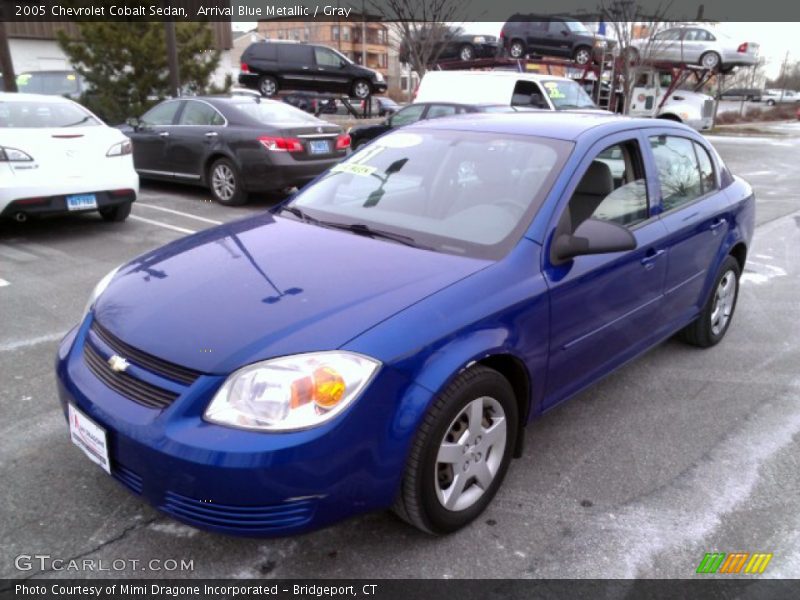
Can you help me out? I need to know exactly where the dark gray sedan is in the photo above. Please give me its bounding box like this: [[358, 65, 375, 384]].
[[120, 96, 349, 205]]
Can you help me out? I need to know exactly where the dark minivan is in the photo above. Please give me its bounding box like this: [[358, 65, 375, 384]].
[[500, 15, 606, 65], [238, 41, 388, 99]]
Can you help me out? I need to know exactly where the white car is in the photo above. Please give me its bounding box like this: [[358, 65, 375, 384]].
[[0, 93, 138, 223], [762, 89, 799, 106], [628, 26, 759, 71]]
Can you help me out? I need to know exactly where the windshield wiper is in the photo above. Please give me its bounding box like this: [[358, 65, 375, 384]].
[[321, 221, 431, 250], [274, 205, 319, 224], [63, 116, 92, 127]]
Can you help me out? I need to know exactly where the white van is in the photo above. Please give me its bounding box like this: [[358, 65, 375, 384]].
[[414, 71, 602, 111]]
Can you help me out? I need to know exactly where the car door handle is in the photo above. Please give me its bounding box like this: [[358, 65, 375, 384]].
[[302, 66, 310, 70], [640, 249, 666, 267], [709, 218, 726, 232], [159, 131, 170, 138], [204, 132, 218, 138]]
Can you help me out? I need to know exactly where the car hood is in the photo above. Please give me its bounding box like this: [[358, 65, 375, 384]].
[[94, 213, 489, 374]]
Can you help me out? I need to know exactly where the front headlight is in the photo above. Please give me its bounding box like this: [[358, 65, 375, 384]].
[[205, 351, 381, 431], [374, 71, 384, 82], [81, 266, 120, 321], [473, 36, 486, 44]]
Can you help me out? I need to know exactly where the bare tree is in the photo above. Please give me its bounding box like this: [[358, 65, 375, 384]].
[[0, 11, 18, 92], [598, 0, 672, 114], [366, 0, 470, 80]]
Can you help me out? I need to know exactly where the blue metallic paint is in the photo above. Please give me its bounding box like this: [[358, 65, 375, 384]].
[[56, 113, 755, 536]]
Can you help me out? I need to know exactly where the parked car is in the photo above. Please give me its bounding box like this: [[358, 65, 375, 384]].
[[238, 40, 387, 99], [57, 112, 753, 537], [499, 15, 607, 64], [120, 96, 350, 205], [415, 71, 600, 111], [761, 89, 799, 106], [627, 26, 759, 71], [349, 102, 521, 150], [14, 70, 87, 99], [717, 87, 762, 102], [0, 92, 137, 223], [627, 67, 715, 131], [374, 96, 401, 116], [401, 31, 500, 64], [282, 92, 340, 114]]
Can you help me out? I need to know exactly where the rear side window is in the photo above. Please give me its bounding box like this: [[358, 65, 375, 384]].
[[649, 135, 704, 211], [247, 43, 277, 60], [278, 44, 314, 63], [694, 142, 717, 194]]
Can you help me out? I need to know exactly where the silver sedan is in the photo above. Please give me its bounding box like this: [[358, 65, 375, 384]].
[[628, 26, 759, 71]]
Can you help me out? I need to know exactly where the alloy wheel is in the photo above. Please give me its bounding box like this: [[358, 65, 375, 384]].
[[710, 270, 737, 336], [212, 164, 236, 202], [260, 78, 277, 96], [435, 396, 507, 512], [575, 48, 591, 65], [701, 52, 720, 69], [353, 81, 370, 99], [509, 42, 524, 58], [460, 46, 474, 61]]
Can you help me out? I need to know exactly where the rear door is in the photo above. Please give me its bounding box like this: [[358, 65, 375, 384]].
[[543, 133, 669, 407], [168, 100, 226, 181], [130, 100, 182, 175], [277, 44, 316, 91], [644, 131, 730, 325]]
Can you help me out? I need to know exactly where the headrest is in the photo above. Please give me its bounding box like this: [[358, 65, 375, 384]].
[[575, 160, 614, 196]]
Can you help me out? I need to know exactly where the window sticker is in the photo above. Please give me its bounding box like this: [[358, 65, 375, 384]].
[[331, 163, 377, 177]]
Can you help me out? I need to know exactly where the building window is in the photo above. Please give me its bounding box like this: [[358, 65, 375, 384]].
[[379, 53, 388, 68], [377, 29, 387, 44], [331, 26, 339, 41], [291, 28, 300, 40], [342, 26, 350, 41], [304, 26, 310, 41]]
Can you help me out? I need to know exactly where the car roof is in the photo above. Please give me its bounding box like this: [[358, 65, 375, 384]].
[[422, 70, 574, 84], [0, 92, 75, 103], [404, 111, 690, 142]]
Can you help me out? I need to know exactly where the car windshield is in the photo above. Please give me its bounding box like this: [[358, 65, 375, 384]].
[[0, 100, 99, 128], [286, 129, 571, 259], [232, 100, 320, 124], [564, 20, 590, 34], [16, 71, 81, 95], [541, 80, 597, 110]]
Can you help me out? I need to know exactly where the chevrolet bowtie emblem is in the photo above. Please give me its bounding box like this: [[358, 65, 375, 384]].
[[108, 354, 130, 373]]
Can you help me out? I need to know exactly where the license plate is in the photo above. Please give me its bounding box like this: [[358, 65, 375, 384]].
[[309, 140, 330, 155], [66, 194, 97, 211], [68, 404, 111, 474]]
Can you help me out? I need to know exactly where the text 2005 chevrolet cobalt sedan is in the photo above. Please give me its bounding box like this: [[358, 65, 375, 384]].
[[56, 113, 754, 536]]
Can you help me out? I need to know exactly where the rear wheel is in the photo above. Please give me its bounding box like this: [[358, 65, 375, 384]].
[[99, 202, 131, 222], [508, 40, 526, 59], [209, 158, 247, 206], [679, 255, 741, 347], [393, 365, 518, 534], [352, 79, 371, 100], [258, 76, 278, 97]]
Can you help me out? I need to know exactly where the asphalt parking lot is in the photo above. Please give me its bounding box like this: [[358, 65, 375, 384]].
[[2, 125, 799, 580]]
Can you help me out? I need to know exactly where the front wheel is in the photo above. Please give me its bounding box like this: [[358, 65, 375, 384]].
[[352, 79, 371, 100], [392, 365, 518, 534], [766, 99, 776, 106], [679, 255, 741, 347], [700, 51, 721, 70], [99, 202, 131, 222], [459, 44, 475, 62], [209, 158, 247, 206], [573, 46, 592, 65]]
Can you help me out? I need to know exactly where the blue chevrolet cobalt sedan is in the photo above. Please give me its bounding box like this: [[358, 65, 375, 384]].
[[56, 112, 754, 536]]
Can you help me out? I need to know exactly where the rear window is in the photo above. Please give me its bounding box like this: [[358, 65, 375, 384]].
[[232, 100, 319, 124], [0, 100, 99, 128]]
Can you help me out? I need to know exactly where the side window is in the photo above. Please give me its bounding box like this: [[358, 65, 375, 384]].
[[563, 140, 649, 232], [278, 44, 313, 63], [693, 142, 717, 194], [530, 22, 547, 32], [511, 80, 549, 109], [178, 101, 223, 126], [547, 21, 567, 34], [426, 104, 458, 119], [390, 104, 426, 127], [141, 101, 180, 126], [314, 47, 341, 67], [649, 135, 703, 211]]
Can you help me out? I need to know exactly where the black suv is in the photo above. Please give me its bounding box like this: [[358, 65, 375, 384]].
[[238, 41, 387, 99], [499, 16, 606, 65], [400, 32, 499, 64]]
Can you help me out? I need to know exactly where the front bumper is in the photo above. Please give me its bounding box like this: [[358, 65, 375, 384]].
[[475, 43, 500, 58], [55, 318, 428, 537], [371, 81, 388, 94]]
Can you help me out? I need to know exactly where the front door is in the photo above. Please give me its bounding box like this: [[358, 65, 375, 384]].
[[543, 133, 669, 407], [131, 100, 182, 176], [313, 46, 351, 93], [167, 100, 226, 181]]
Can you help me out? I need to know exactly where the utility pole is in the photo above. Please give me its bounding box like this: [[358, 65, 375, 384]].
[[778, 50, 789, 103], [361, 0, 366, 66], [165, 20, 181, 97], [0, 12, 18, 92]]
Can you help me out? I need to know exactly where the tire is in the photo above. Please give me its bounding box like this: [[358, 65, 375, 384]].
[[208, 158, 247, 206], [352, 79, 371, 100], [679, 255, 741, 348], [766, 99, 776, 106], [459, 44, 475, 62], [392, 365, 519, 535], [508, 40, 525, 59], [258, 76, 278, 97], [700, 51, 721, 70], [573, 46, 592, 66], [99, 202, 131, 222]]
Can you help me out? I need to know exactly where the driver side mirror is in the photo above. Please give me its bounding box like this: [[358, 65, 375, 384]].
[[561, 29, 569, 36], [553, 219, 636, 263], [126, 117, 141, 130], [339, 60, 348, 68]]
